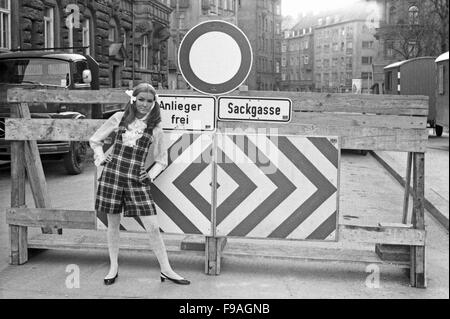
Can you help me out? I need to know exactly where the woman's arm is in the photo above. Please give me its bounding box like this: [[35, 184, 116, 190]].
[[148, 124, 168, 180], [89, 112, 124, 166]]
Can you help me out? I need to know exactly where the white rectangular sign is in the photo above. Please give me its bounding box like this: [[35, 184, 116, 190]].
[[158, 94, 216, 131], [218, 96, 292, 123]]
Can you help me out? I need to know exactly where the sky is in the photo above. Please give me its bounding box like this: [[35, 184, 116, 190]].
[[281, 0, 362, 17]]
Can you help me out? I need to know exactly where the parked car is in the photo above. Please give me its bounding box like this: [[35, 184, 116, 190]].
[[0, 50, 112, 174]]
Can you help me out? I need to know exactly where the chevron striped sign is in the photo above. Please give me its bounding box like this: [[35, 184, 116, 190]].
[[96, 132, 214, 234], [95, 132, 339, 240], [215, 133, 339, 240]]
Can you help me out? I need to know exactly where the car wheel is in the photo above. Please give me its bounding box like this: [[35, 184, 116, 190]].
[[435, 125, 443, 137], [63, 141, 87, 175]]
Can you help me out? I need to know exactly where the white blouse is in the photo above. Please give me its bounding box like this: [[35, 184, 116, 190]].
[[89, 111, 167, 180]]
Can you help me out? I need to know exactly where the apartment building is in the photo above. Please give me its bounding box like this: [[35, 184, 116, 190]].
[[237, 0, 282, 91], [280, 21, 314, 92]]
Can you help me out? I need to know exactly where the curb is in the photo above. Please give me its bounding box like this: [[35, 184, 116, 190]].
[[370, 151, 449, 231]]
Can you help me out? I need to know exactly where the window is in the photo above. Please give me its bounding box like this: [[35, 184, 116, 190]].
[[316, 73, 321, 82], [362, 41, 374, 49], [44, 8, 54, 49], [109, 23, 117, 42], [281, 42, 287, 52], [0, 0, 10, 49], [361, 72, 372, 80], [386, 41, 394, 57], [275, 3, 281, 15], [408, 41, 418, 57], [438, 65, 445, 94], [209, 0, 218, 14], [140, 35, 149, 69], [386, 71, 392, 90], [276, 61, 280, 73], [389, 6, 397, 24], [304, 55, 309, 64], [82, 18, 90, 55], [362, 56, 373, 65], [409, 6, 419, 25]]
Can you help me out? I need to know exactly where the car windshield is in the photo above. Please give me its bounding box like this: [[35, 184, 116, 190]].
[[0, 58, 70, 87]]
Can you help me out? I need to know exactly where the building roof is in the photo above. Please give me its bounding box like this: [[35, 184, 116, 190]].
[[384, 57, 437, 69], [436, 52, 449, 63], [0, 50, 87, 62]]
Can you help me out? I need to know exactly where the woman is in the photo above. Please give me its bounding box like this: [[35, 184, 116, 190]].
[[90, 82, 190, 286]]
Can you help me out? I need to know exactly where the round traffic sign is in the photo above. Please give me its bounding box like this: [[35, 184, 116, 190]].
[[178, 20, 253, 96]]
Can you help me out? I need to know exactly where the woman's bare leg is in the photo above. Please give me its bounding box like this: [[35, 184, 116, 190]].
[[105, 213, 121, 279], [140, 215, 184, 280]]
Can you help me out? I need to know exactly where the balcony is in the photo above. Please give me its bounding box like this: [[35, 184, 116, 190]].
[[171, 0, 190, 9]]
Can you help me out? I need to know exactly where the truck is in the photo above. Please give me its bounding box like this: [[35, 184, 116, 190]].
[[0, 49, 123, 174]]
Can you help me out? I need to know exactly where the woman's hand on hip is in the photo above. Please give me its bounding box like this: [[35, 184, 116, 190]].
[[100, 154, 113, 166], [139, 169, 152, 183]]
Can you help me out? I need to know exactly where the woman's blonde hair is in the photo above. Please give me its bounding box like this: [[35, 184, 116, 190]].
[[122, 82, 161, 131]]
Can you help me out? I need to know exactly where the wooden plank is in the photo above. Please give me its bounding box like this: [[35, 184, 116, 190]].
[[7, 88, 429, 116], [180, 235, 205, 251], [205, 236, 218, 275], [9, 103, 28, 265], [6, 208, 97, 230], [411, 152, 426, 288], [220, 240, 410, 268], [402, 152, 413, 224], [218, 121, 428, 152], [338, 224, 425, 246], [9, 225, 28, 265], [6, 118, 104, 141], [6, 118, 428, 152], [289, 112, 427, 129], [26, 231, 409, 269], [375, 244, 411, 262], [7, 88, 129, 104], [27, 232, 204, 257]]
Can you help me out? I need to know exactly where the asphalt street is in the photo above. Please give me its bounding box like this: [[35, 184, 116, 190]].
[[0, 134, 448, 299]]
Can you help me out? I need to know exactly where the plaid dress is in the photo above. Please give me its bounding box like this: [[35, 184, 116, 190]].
[[95, 117, 157, 217]]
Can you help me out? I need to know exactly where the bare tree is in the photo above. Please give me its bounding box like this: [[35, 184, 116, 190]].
[[428, 0, 449, 52], [376, 0, 449, 59]]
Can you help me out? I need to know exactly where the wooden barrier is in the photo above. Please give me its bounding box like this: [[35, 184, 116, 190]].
[[4, 87, 428, 288]]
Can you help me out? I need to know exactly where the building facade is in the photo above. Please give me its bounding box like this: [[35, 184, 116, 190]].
[[280, 22, 314, 91], [237, 0, 282, 91], [1, 0, 172, 89], [280, 2, 381, 93], [314, 17, 380, 93], [167, 0, 238, 89]]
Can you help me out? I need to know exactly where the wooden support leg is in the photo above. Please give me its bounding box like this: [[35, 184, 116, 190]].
[[402, 152, 413, 224], [9, 105, 28, 265], [205, 236, 227, 275], [18, 103, 56, 234], [410, 152, 426, 288], [9, 225, 28, 265]]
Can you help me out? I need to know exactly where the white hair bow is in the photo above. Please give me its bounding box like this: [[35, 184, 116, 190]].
[[125, 90, 136, 103]]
